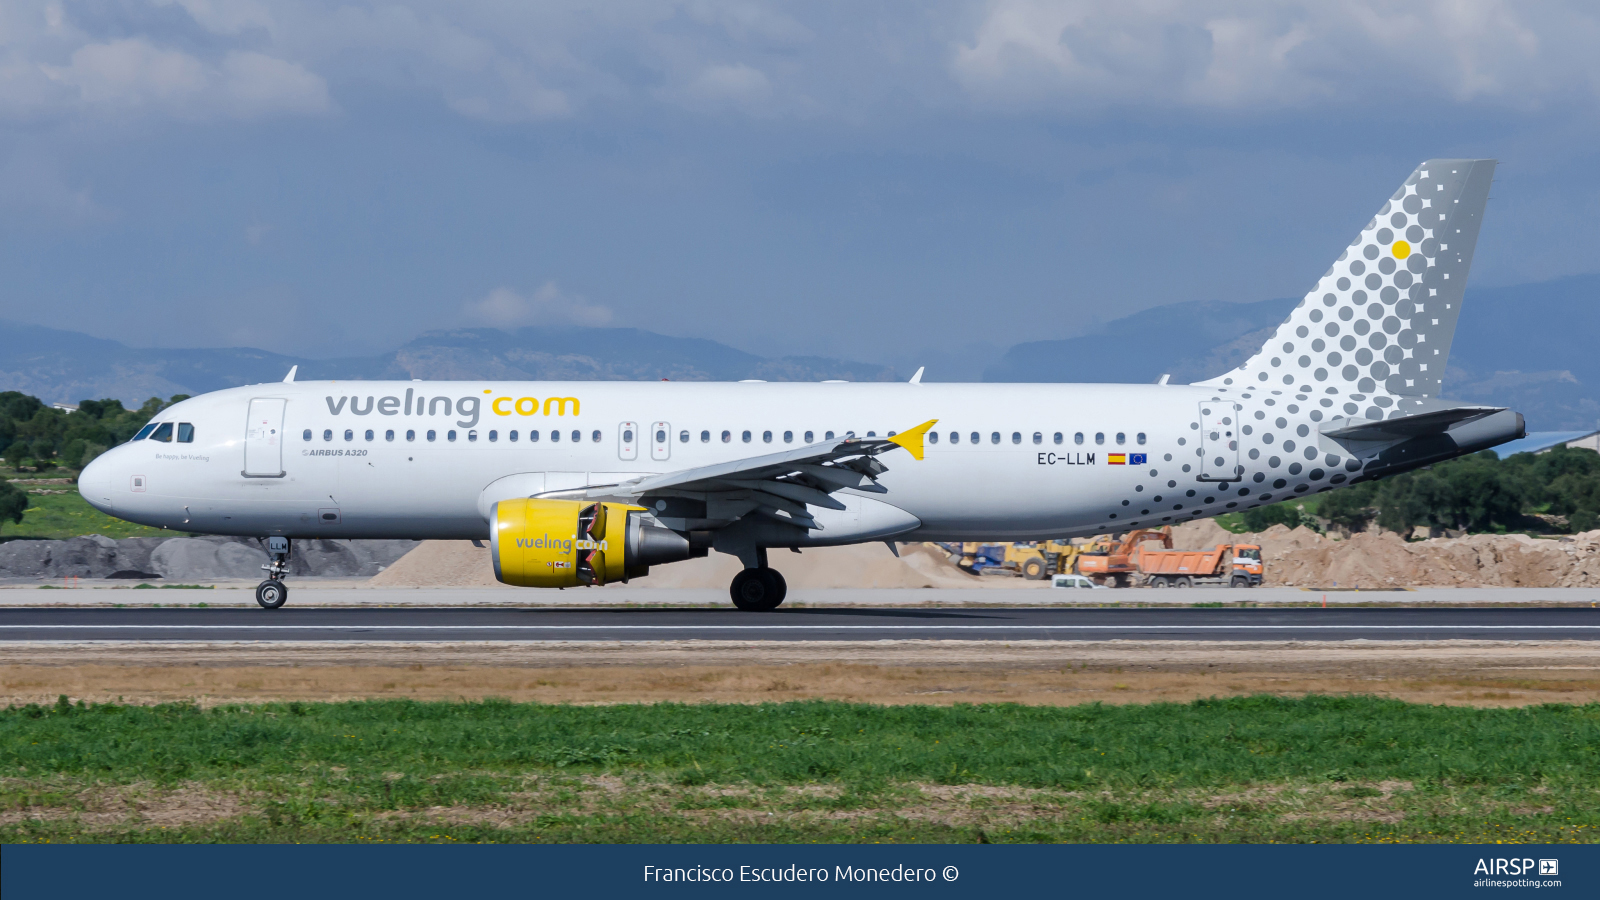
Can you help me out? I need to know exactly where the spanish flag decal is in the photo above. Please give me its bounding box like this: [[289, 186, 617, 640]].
[[1107, 453, 1127, 465]]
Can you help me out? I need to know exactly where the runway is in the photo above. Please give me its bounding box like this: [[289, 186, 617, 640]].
[[2, 606, 1597, 642]]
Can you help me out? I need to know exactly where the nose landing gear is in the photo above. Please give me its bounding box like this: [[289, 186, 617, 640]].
[[256, 536, 291, 610]]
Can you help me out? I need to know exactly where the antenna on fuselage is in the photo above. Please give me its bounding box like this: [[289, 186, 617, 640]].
[[908, 367, 924, 384], [283, 366, 297, 383]]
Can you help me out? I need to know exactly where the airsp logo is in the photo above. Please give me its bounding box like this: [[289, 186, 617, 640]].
[[1539, 860, 1559, 877], [1473, 858, 1549, 876]]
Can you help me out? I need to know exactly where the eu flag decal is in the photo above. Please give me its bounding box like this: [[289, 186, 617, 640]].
[[1130, 453, 1148, 465]]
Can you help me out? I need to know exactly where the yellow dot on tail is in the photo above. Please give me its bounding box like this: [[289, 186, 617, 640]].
[[1392, 240, 1411, 259]]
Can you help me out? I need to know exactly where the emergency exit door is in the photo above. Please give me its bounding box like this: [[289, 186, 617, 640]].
[[243, 398, 287, 478]]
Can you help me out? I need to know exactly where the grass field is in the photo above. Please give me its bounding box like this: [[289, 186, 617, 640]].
[[0, 472, 168, 540], [3, 696, 1595, 844]]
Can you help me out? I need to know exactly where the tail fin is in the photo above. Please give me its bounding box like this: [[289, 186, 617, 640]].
[[1197, 159, 1495, 401]]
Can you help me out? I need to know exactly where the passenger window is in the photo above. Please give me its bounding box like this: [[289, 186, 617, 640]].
[[406, 430, 416, 442], [386, 430, 395, 441], [783, 431, 793, 443], [510, 430, 519, 442], [742, 430, 752, 443], [427, 430, 437, 442], [928, 432, 939, 444], [763, 431, 773, 443], [1116, 432, 1126, 445], [867, 431, 876, 437], [488, 430, 497, 442], [701, 430, 710, 443], [530, 430, 540, 442], [301, 429, 311, 442], [722, 430, 731, 443], [970, 432, 979, 444], [990, 432, 1000, 444], [344, 429, 353, 441], [1074, 432, 1084, 445], [151, 423, 173, 442], [1011, 432, 1021, 444], [323, 429, 332, 442], [825, 431, 835, 440], [468, 431, 478, 442], [448, 430, 457, 442], [804, 431, 814, 442], [591, 430, 601, 442], [1137, 433, 1147, 445], [572, 430, 581, 442], [1031, 432, 1041, 445], [948, 432, 958, 444], [679, 430, 689, 443], [1095, 432, 1105, 445], [177, 423, 195, 443], [1053, 432, 1063, 444], [364, 429, 374, 441], [551, 430, 560, 442], [134, 424, 158, 441]]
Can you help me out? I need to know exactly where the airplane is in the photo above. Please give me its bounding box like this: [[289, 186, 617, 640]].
[[78, 158, 1521, 611]]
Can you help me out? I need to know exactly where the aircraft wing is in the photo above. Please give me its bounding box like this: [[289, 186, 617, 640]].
[[546, 420, 937, 532]]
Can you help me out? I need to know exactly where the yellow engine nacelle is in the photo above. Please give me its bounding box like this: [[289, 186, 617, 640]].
[[490, 498, 695, 588]]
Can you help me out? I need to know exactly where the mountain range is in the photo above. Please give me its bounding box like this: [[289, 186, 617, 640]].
[[4, 274, 1595, 432]]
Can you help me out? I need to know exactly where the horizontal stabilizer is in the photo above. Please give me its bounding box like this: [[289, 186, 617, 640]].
[[1321, 406, 1502, 442]]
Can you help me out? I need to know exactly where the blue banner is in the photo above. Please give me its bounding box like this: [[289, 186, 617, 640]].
[[3, 844, 1594, 899]]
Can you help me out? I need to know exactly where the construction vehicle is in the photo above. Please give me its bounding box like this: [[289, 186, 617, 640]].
[[1075, 528, 1174, 587], [1004, 540, 1087, 580], [939, 540, 1086, 579], [1135, 542, 1263, 588]]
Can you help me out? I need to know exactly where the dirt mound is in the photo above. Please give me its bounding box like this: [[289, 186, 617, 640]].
[[367, 540, 1024, 590], [1173, 519, 1600, 588]]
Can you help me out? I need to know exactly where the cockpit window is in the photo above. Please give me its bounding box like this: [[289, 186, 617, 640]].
[[132, 424, 158, 441], [177, 423, 195, 443], [150, 423, 174, 442], [1236, 547, 1261, 560]]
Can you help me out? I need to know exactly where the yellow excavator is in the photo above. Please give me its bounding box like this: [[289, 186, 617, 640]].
[[941, 540, 1086, 580]]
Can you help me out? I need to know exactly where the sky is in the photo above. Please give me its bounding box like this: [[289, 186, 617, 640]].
[[3, 0, 1599, 380]]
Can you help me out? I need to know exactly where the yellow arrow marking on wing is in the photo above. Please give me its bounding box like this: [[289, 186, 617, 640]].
[[888, 419, 939, 461]]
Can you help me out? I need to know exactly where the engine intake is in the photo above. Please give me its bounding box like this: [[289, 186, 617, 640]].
[[490, 498, 695, 588]]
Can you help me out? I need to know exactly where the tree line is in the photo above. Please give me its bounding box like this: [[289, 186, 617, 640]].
[[0, 391, 188, 472], [1239, 445, 1600, 536]]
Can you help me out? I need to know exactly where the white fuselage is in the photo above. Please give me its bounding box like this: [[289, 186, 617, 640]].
[[79, 380, 1349, 544]]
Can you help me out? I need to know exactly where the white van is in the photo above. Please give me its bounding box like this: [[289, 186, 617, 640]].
[[1051, 574, 1108, 590]]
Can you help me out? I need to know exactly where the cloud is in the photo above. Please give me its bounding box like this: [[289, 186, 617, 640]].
[[40, 40, 334, 118], [950, 1, 1600, 112], [463, 283, 614, 328], [657, 63, 772, 113]]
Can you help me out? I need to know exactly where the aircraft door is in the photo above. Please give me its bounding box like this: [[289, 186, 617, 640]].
[[243, 398, 287, 478], [650, 421, 670, 461], [618, 422, 638, 461], [1197, 400, 1241, 482]]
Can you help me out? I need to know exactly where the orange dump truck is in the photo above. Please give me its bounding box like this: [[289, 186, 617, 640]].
[[1133, 543, 1263, 588]]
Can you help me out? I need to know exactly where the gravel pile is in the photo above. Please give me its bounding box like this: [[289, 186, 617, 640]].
[[0, 535, 417, 581]]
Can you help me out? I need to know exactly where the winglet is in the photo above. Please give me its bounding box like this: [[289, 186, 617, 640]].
[[283, 365, 297, 383], [887, 419, 938, 460]]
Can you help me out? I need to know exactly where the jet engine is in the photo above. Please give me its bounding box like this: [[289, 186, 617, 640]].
[[490, 498, 696, 588]]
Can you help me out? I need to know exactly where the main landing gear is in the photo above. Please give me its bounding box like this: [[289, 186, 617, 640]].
[[729, 548, 787, 611], [256, 536, 291, 610]]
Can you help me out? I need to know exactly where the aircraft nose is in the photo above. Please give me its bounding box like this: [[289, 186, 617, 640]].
[[78, 452, 115, 513]]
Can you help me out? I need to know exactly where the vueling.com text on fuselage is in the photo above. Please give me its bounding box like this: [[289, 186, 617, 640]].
[[323, 390, 580, 429]]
